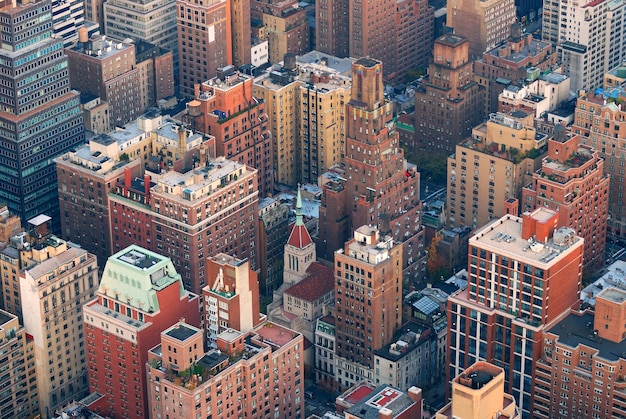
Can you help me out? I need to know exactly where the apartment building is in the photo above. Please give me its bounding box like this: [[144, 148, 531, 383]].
[[146, 322, 304, 419], [258, 197, 290, 294], [315, 315, 337, 391], [447, 208, 584, 417], [498, 72, 570, 117], [83, 245, 200, 419], [447, 111, 547, 229], [395, 0, 434, 83]]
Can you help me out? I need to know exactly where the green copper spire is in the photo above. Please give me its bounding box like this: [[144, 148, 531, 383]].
[[296, 185, 304, 226]]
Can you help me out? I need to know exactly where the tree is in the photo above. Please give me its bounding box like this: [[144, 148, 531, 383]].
[[427, 234, 449, 281]]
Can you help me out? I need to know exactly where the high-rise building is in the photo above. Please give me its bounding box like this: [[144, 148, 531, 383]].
[[231, 0, 251, 67], [18, 225, 99, 415], [334, 225, 403, 389], [0, 0, 85, 228], [83, 245, 201, 419], [315, 0, 349, 58], [446, 0, 516, 59], [176, 0, 232, 96], [413, 34, 485, 160], [0, 309, 39, 418], [203, 253, 264, 348], [146, 321, 305, 419], [104, 0, 180, 74], [533, 287, 626, 418], [436, 361, 520, 419], [446, 111, 547, 229], [522, 128, 609, 273], [473, 24, 555, 114], [395, 0, 434, 83], [543, 0, 626, 92], [109, 157, 261, 295], [258, 197, 290, 294], [251, 0, 309, 64], [186, 69, 273, 196], [447, 208, 584, 418], [52, 0, 85, 46], [572, 86, 626, 239]]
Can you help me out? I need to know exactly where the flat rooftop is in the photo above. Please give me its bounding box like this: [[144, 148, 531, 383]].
[[116, 247, 164, 269], [254, 322, 299, 348], [597, 287, 626, 304], [0, 310, 14, 326], [341, 383, 377, 405], [346, 386, 417, 419], [548, 311, 626, 361], [165, 323, 199, 342]]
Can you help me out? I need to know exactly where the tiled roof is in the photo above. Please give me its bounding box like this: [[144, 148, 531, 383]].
[[287, 222, 313, 248], [285, 262, 334, 301]]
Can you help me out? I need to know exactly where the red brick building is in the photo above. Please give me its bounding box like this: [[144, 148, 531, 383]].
[[522, 128, 609, 273], [83, 245, 200, 419], [109, 157, 260, 295], [447, 208, 584, 418], [186, 69, 273, 196], [395, 0, 434, 83]]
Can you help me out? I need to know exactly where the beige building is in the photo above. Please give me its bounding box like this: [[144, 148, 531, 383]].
[[447, 111, 547, 228], [0, 310, 39, 418], [604, 62, 626, 89], [147, 322, 304, 419], [446, 0, 516, 58], [436, 361, 520, 419], [18, 226, 99, 414]]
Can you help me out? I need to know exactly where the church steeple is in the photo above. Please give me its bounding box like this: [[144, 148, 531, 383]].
[[283, 187, 316, 284]]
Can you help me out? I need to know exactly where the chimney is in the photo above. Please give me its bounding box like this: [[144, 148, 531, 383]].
[[504, 198, 519, 216], [124, 166, 131, 195], [144, 174, 151, 203]]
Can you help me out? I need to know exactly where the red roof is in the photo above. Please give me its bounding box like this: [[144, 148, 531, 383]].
[[287, 221, 313, 249], [285, 262, 334, 302]]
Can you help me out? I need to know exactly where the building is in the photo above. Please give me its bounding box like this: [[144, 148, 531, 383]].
[[572, 86, 626, 238], [338, 384, 423, 419], [103, 0, 180, 75], [315, 0, 349, 58], [18, 225, 99, 415], [413, 34, 485, 160], [604, 61, 626, 89], [251, 0, 309, 64], [231, 0, 251, 68], [79, 95, 110, 134], [146, 321, 305, 419], [533, 287, 626, 419], [176, 0, 232, 96], [134, 41, 176, 107], [283, 189, 316, 285], [446, 0, 516, 59], [473, 24, 556, 114], [66, 34, 143, 130], [522, 127, 609, 273], [447, 208, 584, 417], [0, 309, 39, 418], [203, 253, 264, 348], [0, 0, 85, 228], [315, 314, 337, 391], [258, 197, 290, 294], [543, 0, 626, 92], [435, 361, 520, 419], [318, 58, 427, 283], [52, 0, 85, 46], [333, 226, 403, 389], [395, 0, 434, 83], [447, 111, 547, 229], [109, 156, 260, 295], [83, 245, 201, 419], [185, 69, 273, 196], [497, 72, 570, 118], [0, 205, 22, 247]]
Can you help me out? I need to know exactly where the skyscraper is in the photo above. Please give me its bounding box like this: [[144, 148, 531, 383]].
[[0, 0, 84, 228], [447, 208, 584, 417]]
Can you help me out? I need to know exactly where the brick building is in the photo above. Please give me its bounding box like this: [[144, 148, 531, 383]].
[[83, 245, 200, 419], [395, 0, 434, 83], [522, 128, 609, 274]]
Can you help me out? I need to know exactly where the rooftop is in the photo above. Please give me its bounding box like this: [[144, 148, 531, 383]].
[[26, 246, 89, 282], [437, 33, 466, 46], [346, 386, 418, 419], [116, 247, 164, 270], [548, 311, 626, 361], [597, 287, 626, 304], [485, 38, 551, 63], [582, 260, 626, 306], [375, 322, 432, 361], [254, 322, 300, 348], [165, 323, 200, 342], [284, 262, 334, 302], [471, 213, 582, 266], [341, 383, 377, 405], [0, 310, 14, 327]]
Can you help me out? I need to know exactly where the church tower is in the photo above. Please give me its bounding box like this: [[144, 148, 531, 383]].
[[283, 188, 315, 284]]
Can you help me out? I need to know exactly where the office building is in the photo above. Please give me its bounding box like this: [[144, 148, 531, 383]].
[[572, 86, 626, 239], [318, 58, 427, 283], [435, 361, 520, 419], [176, 0, 232, 96], [0, 309, 39, 418], [146, 322, 304, 419], [18, 224, 98, 415], [203, 253, 264, 348], [413, 34, 485, 159], [185, 69, 273, 196], [447, 208, 584, 417], [333, 226, 403, 389], [52, 0, 85, 46], [104, 0, 180, 74], [446, 0, 516, 58], [0, 0, 85, 228], [109, 156, 260, 295], [83, 245, 200, 419], [533, 287, 626, 418], [447, 111, 547, 229], [522, 128, 609, 273], [473, 23, 555, 114], [251, 0, 309, 64], [543, 0, 626, 92]]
